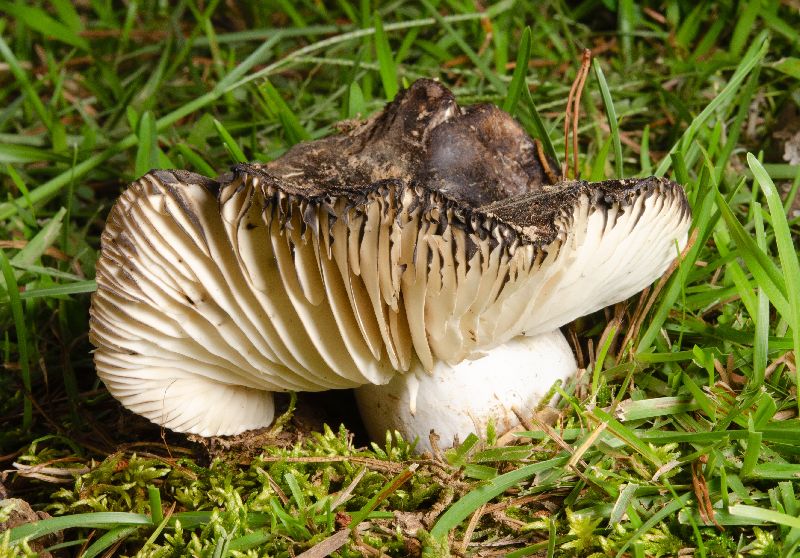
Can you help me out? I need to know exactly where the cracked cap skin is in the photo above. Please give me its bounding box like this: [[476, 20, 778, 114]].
[[260, 78, 556, 207], [90, 79, 691, 437]]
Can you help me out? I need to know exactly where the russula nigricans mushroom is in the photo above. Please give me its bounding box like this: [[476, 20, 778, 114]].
[[90, 79, 691, 447]]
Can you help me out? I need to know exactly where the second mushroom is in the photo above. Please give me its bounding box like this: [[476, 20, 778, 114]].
[[90, 79, 691, 450]]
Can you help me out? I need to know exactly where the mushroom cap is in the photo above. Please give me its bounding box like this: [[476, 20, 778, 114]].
[[90, 79, 691, 435]]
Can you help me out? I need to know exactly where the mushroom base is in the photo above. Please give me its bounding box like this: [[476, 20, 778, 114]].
[[354, 330, 577, 453]]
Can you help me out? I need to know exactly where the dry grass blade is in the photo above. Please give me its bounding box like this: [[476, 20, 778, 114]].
[[691, 460, 722, 530], [458, 503, 486, 553], [572, 49, 592, 178], [331, 467, 368, 510], [296, 529, 350, 558], [562, 48, 592, 178]]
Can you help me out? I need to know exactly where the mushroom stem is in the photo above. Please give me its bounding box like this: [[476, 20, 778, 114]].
[[354, 330, 577, 452]]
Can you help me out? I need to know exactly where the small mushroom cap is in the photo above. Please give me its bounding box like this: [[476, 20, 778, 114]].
[[90, 79, 691, 436]]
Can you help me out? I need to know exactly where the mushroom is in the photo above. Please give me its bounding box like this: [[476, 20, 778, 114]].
[[90, 79, 690, 447]]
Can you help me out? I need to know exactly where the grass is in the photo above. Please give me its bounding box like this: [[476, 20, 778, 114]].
[[1, 1, 800, 556]]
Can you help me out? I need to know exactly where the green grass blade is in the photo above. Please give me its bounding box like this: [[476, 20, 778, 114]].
[[51, 0, 84, 34], [213, 118, 248, 163], [227, 529, 274, 552], [373, 13, 398, 100], [654, 33, 768, 177], [147, 486, 163, 525], [81, 526, 140, 558], [547, 517, 557, 558], [615, 493, 693, 558], [0, 250, 32, 429], [215, 33, 284, 92], [761, 9, 800, 43], [0, 2, 88, 50], [784, 172, 800, 214], [260, 80, 311, 145], [139, 502, 172, 554], [430, 456, 568, 539], [3, 208, 66, 287], [740, 425, 763, 479], [348, 465, 417, 526], [730, 0, 760, 57], [5, 164, 33, 219], [748, 153, 800, 393], [446, 433, 480, 467], [610, 483, 639, 525], [591, 408, 662, 466], [671, 150, 689, 187], [715, 190, 791, 319], [589, 137, 612, 181], [591, 321, 617, 395], [0, 34, 52, 131], [419, 0, 506, 94], [167, 512, 215, 529], [8, 513, 152, 545], [639, 125, 651, 176], [275, 0, 306, 27], [715, 66, 761, 183], [10, 264, 83, 282], [174, 144, 217, 176], [134, 111, 159, 177], [0, 145, 69, 164], [0, 281, 97, 303], [227, 8, 514, 93], [284, 472, 307, 510], [752, 204, 769, 388], [501, 27, 531, 116], [348, 82, 367, 118], [523, 87, 559, 166], [617, 0, 635, 66], [729, 505, 800, 530], [593, 59, 623, 178]]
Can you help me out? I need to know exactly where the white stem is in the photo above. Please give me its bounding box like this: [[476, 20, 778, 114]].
[[355, 330, 577, 452]]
